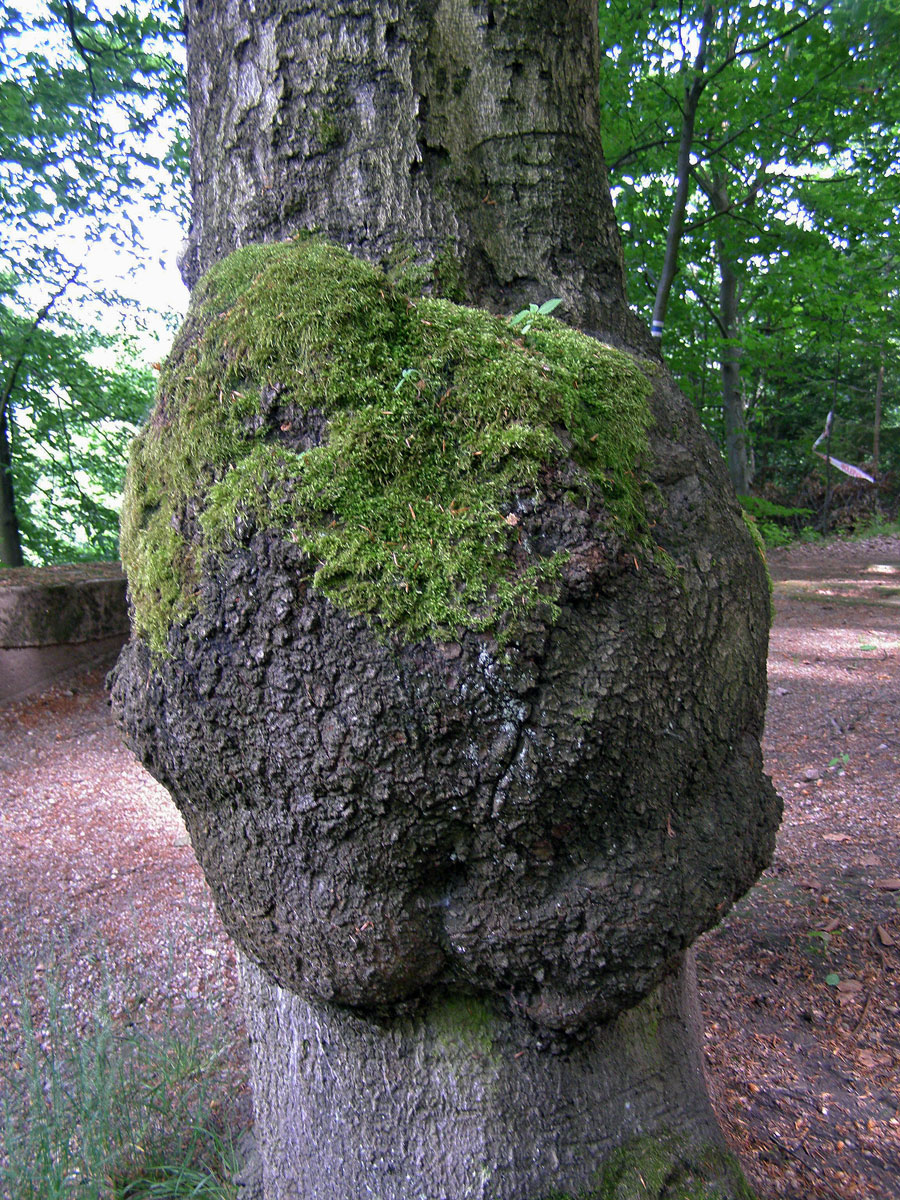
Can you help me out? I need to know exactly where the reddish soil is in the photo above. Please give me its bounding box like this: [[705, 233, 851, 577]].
[[1, 534, 897, 1198], [696, 535, 900, 1199]]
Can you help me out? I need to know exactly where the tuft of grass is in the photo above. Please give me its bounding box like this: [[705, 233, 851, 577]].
[[847, 514, 900, 541], [1, 963, 239, 1200]]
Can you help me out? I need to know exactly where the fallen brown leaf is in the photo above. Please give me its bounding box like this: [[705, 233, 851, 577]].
[[837, 979, 864, 994]]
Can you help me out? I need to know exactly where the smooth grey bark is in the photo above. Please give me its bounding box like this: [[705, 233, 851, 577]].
[[240, 950, 741, 1200], [112, 3, 779, 1197], [180, 0, 649, 350]]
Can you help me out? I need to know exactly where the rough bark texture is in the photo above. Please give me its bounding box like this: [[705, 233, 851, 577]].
[[180, 0, 649, 351], [239, 950, 748, 1200], [111, 360, 779, 1033], [110, 2, 781, 1196]]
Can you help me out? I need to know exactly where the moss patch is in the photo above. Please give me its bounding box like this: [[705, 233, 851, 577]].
[[429, 994, 496, 1058], [121, 238, 653, 653], [592, 1134, 756, 1199], [541, 1135, 756, 1200], [741, 511, 773, 622]]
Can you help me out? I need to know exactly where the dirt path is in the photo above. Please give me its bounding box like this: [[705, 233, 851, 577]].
[[1, 535, 898, 1199], [696, 535, 900, 1199]]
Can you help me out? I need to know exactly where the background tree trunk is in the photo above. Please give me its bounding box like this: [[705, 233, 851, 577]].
[[650, 2, 713, 343], [873, 342, 885, 477], [0, 404, 24, 567], [717, 236, 751, 495], [171, 2, 765, 1196], [704, 173, 751, 495]]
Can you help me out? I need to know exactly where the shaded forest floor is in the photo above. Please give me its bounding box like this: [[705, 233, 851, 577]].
[[0, 534, 898, 1199], [696, 534, 900, 1199]]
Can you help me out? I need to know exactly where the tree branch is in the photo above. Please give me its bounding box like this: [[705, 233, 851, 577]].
[[704, 4, 828, 88], [63, 0, 98, 99], [0, 268, 82, 429]]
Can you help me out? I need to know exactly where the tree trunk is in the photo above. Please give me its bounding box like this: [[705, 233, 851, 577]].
[[0, 402, 24, 567], [650, 3, 714, 343], [710, 176, 751, 495], [241, 951, 746, 1200], [181, 0, 649, 351], [873, 343, 885, 477], [718, 249, 750, 494], [169, 3, 762, 1196]]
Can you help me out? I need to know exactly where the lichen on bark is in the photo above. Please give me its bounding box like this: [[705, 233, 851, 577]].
[[120, 237, 654, 653]]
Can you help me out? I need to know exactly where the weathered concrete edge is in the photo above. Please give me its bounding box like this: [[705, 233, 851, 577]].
[[0, 565, 130, 704], [0, 565, 129, 648], [0, 635, 128, 705]]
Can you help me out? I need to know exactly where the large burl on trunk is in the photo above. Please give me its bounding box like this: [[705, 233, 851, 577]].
[[111, 1, 780, 1196], [111, 241, 778, 1200]]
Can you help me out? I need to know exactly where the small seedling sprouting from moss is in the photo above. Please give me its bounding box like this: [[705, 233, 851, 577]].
[[509, 297, 562, 335]]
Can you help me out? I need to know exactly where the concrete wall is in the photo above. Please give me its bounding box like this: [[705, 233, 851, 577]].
[[0, 563, 130, 704]]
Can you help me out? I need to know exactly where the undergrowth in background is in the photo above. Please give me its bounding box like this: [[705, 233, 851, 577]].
[[738, 495, 813, 547], [740, 496, 900, 549], [0, 957, 240, 1200]]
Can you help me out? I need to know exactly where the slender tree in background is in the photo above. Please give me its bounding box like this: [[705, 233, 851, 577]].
[[0, 0, 186, 566], [600, 0, 900, 500], [113, 1, 780, 1197]]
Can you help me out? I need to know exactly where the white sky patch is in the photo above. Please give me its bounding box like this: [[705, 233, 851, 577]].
[[8, 0, 190, 358]]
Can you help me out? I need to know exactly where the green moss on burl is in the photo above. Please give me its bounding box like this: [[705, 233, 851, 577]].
[[429, 994, 497, 1061], [741, 511, 773, 622], [592, 1134, 756, 1199], [121, 238, 653, 653]]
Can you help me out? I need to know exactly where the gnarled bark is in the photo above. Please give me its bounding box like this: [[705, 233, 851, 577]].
[[112, 3, 779, 1197], [180, 0, 649, 350]]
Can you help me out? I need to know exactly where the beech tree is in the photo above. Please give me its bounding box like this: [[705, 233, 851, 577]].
[[112, 2, 780, 1198]]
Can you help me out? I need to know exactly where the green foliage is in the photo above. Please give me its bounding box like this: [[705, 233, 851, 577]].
[[739, 495, 813, 546], [0, 0, 186, 564], [600, 0, 900, 509], [1, 277, 156, 561], [121, 239, 654, 653], [1, 962, 238, 1200]]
